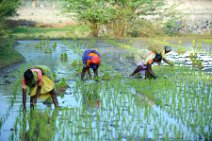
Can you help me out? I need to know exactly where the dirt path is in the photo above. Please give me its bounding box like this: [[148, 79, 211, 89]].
[[7, 7, 75, 27]]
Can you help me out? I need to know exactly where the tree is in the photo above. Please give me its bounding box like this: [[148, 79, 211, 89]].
[[0, 0, 20, 21], [64, 0, 112, 37], [0, 0, 20, 36], [108, 0, 166, 37], [64, 0, 165, 37]]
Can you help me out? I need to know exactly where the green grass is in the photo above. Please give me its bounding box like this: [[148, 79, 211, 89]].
[[0, 38, 24, 68], [200, 39, 212, 44], [11, 24, 90, 39], [12, 26, 86, 33]]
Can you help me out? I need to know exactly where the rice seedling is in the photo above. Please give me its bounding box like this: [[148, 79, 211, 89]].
[[52, 42, 57, 51], [2, 39, 211, 140], [44, 48, 53, 53], [60, 52, 68, 62], [56, 77, 69, 92]]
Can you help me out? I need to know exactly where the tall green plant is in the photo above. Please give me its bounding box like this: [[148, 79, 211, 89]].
[[64, 0, 165, 37], [0, 0, 20, 36], [64, 0, 112, 37], [0, 0, 19, 21], [107, 0, 164, 37]]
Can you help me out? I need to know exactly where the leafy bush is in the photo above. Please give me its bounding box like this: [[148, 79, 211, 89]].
[[164, 19, 182, 35], [130, 19, 164, 37]]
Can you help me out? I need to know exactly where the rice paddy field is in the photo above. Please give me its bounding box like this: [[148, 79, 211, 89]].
[[0, 38, 211, 141]]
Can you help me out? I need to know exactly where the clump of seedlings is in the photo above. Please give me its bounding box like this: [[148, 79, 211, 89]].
[[56, 77, 69, 92], [60, 52, 68, 61], [189, 52, 204, 69], [35, 43, 42, 49], [197, 41, 203, 52], [71, 60, 82, 68], [102, 72, 111, 81], [44, 48, 53, 53], [177, 47, 185, 55], [52, 42, 57, 51]]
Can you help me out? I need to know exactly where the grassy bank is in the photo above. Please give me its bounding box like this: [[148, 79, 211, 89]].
[[0, 38, 24, 69], [11, 24, 90, 39], [11, 26, 212, 40]]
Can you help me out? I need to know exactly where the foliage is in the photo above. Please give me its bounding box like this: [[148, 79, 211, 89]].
[[164, 19, 182, 35], [52, 42, 57, 51], [106, 0, 164, 37], [0, 0, 22, 69], [11, 25, 90, 39], [189, 52, 204, 69], [64, 0, 165, 37], [64, 0, 112, 37], [56, 77, 69, 92], [71, 60, 82, 68], [44, 48, 52, 53], [0, 0, 20, 21], [0, 38, 24, 68], [102, 72, 111, 81], [201, 39, 212, 44], [16, 110, 58, 141], [60, 52, 68, 61], [0, 0, 20, 36], [57, 78, 68, 88], [177, 47, 185, 55], [129, 19, 165, 37]]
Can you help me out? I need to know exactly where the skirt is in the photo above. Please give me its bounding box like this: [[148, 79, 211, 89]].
[[30, 75, 55, 101]]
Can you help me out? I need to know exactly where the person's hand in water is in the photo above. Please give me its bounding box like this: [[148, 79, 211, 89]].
[[129, 74, 134, 78]]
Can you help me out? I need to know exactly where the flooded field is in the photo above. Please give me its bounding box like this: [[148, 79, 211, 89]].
[[0, 38, 211, 140]]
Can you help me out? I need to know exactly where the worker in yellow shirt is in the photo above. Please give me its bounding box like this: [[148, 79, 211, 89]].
[[148, 45, 173, 66], [130, 50, 162, 79]]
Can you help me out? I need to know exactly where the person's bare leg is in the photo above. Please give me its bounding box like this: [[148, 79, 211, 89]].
[[87, 69, 92, 79], [49, 89, 58, 108], [93, 67, 99, 80], [130, 65, 142, 77]]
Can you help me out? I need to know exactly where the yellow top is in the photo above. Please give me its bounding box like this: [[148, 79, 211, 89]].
[[134, 50, 156, 65], [148, 45, 166, 58]]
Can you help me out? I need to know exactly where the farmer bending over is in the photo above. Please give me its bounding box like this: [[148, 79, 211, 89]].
[[81, 49, 101, 80], [130, 50, 162, 79], [148, 45, 173, 66], [22, 65, 58, 110]]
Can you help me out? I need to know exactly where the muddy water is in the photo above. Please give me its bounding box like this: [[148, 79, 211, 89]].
[[0, 39, 211, 140]]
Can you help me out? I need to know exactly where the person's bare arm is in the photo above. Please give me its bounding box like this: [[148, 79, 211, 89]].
[[163, 58, 173, 66]]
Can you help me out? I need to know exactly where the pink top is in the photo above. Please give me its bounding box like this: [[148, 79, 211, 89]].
[[146, 52, 156, 65], [22, 68, 43, 89]]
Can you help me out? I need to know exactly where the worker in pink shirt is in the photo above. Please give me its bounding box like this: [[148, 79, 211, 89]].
[[22, 65, 58, 109]]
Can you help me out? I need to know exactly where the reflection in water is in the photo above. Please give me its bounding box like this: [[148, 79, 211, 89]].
[[81, 82, 100, 110], [20, 109, 58, 141]]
